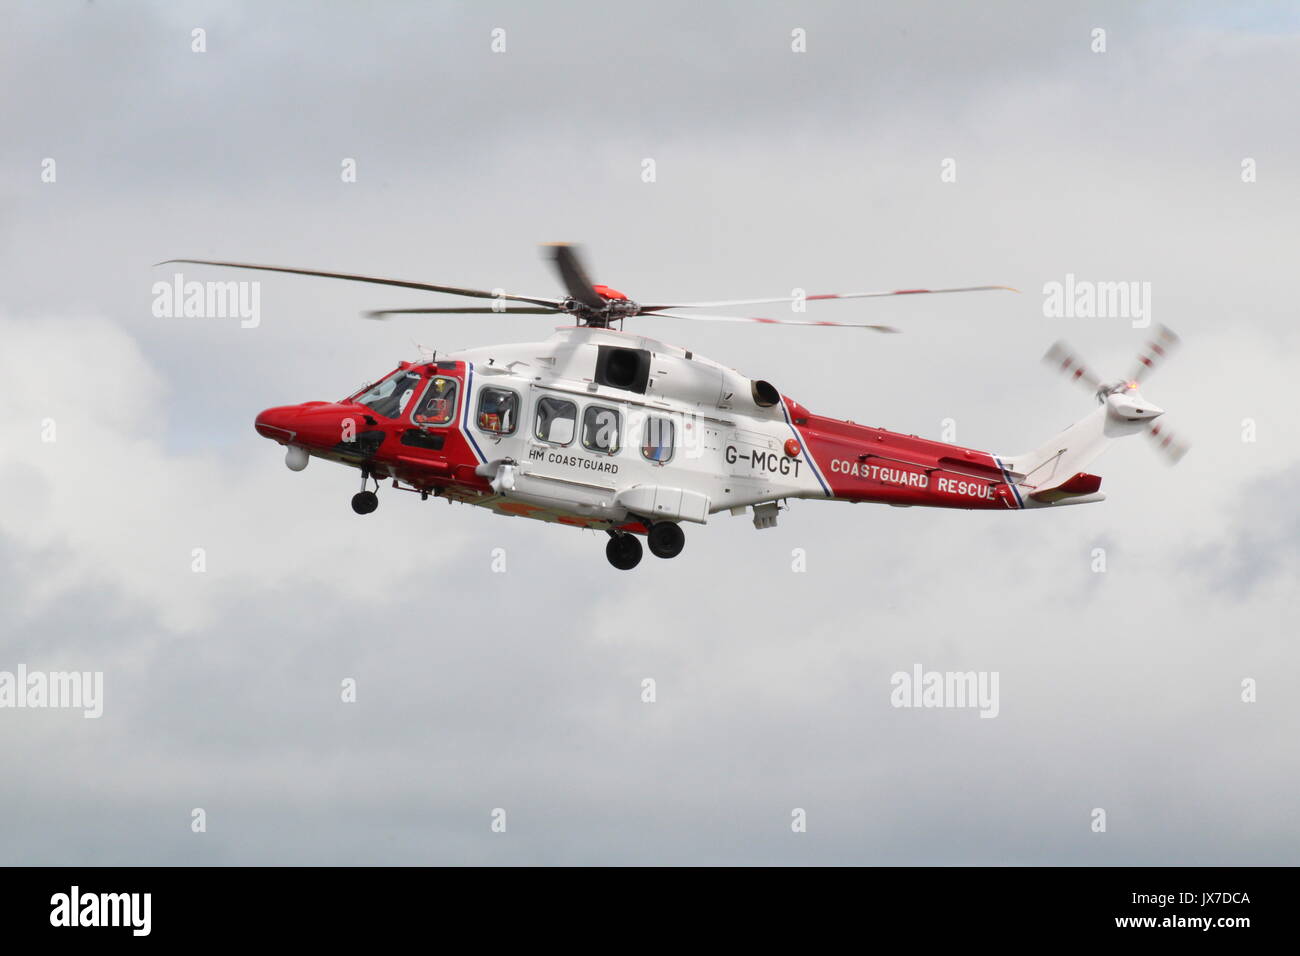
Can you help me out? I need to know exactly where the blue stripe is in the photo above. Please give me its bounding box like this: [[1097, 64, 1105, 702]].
[[462, 364, 487, 463], [995, 456, 1024, 509], [781, 402, 831, 498]]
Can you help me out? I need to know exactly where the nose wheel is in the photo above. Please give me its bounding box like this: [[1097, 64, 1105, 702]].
[[605, 532, 643, 570], [351, 467, 379, 515]]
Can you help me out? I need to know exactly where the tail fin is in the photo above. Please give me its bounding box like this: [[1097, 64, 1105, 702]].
[[999, 405, 1142, 507]]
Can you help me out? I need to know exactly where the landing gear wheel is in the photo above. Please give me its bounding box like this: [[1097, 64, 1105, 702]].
[[605, 534, 643, 570], [647, 522, 685, 559], [351, 491, 379, 515]]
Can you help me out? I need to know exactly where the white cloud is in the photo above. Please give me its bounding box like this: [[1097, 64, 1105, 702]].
[[0, 314, 487, 631]]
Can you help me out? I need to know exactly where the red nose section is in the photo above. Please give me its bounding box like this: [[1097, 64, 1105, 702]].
[[255, 405, 301, 442], [255, 402, 349, 446]]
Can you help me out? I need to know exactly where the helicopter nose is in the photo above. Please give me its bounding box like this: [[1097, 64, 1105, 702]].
[[255, 405, 302, 441], [255, 401, 359, 448]]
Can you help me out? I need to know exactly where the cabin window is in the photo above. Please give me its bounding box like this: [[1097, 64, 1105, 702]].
[[581, 406, 621, 455], [476, 387, 519, 436], [411, 376, 458, 425], [534, 397, 577, 445], [641, 416, 674, 463]]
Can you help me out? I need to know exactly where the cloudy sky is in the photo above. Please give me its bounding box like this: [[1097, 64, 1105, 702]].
[[1, 0, 1297, 864]]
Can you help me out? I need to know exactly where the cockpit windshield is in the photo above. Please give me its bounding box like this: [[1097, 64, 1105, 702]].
[[351, 368, 424, 418]]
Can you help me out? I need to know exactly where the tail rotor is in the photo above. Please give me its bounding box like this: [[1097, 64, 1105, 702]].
[[1044, 340, 1103, 390], [1042, 324, 1189, 465], [1146, 420, 1190, 464], [1130, 325, 1180, 383]]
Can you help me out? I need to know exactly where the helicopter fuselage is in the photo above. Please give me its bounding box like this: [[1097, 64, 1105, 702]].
[[254, 326, 1029, 544]]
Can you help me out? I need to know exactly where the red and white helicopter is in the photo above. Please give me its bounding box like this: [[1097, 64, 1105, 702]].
[[160, 245, 1186, 569]]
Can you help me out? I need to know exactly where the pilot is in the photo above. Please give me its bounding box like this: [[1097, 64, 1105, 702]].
[[415, 378, 454, 424]]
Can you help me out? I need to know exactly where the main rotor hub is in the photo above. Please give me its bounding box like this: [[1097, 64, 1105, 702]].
[[558, 296, 642, 328]]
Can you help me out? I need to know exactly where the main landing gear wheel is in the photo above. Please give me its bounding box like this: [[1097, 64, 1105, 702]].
[[605, 533, 643, 570], [647, 522, 685, 559]]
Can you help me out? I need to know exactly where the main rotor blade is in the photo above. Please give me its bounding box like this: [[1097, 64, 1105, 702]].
[[646, 311, 898, 332], [544, 243, 607, 310], [365, 307, 560, 318], [157, 259, 563, 308], [641, 285, 1018, 311], [1130, 325, 1180, 383]]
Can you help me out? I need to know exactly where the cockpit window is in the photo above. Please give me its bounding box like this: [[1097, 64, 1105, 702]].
[[353, 369, 423, 418], [413, 376, 458, 425]]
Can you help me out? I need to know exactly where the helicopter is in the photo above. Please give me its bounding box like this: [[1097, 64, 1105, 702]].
[[158, 245, 1186, 569]]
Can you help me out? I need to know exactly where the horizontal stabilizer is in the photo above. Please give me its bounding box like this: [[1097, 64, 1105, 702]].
[[1029, 472, 1102, 503]]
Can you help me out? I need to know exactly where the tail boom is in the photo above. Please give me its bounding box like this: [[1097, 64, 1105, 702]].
[[786, 400, 1144, 513], [786, 400, 1025, 511]]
